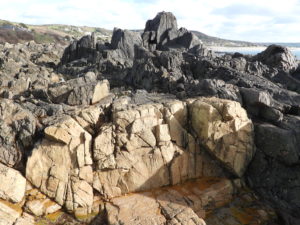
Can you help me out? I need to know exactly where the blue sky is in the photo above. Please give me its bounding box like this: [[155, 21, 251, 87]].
[[0, 0, 299, 42]]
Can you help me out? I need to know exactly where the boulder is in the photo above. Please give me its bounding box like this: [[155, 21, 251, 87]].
[[93, 98, 229, 198]]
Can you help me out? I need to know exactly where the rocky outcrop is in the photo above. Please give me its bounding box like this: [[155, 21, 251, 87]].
[[2, 11, 300, 225], [23, 94, 255, 224], [142, 12, 202, 51], [61, 34, 97, 64]]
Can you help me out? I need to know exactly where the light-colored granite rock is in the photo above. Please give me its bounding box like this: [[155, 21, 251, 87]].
[[106, 177, 233, 225], [190, 97, 255, 177], [26, 116, 93, 214], [0, 163, 26, 203]]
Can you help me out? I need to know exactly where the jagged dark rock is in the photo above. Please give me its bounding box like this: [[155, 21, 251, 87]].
[[111, 28, 142, 59]]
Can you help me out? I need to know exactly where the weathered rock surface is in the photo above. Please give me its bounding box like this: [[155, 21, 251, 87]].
[[47, 72, 110, 106], [23, 94, 255, 223], [25, 188, 61, 217], [26, 116, 94, 213], [106, 178, 233, 225], [190, 98, 255, 177], [111, 28, 142, 59], [0, 99, 36, 168]]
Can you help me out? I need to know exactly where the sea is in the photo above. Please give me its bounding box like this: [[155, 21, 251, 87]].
[[226, 49, 300, 59]]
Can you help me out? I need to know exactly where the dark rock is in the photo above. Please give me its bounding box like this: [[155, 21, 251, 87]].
[[0, 99, 36, 168], [47, 72, 110, 106], [61, 35, 96, 64], [240, 88, 271, 109], [255, 123, 298, 165], [142, 11, 203, 51], [111, 28, 142, 59], [142, 11, 178, 50], [253, 45, 298, 72]]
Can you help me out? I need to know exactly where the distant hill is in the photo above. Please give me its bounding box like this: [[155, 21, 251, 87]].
[[191, 31, 258, 47], [0, 19, 112, 45], [1, 19, 290, 48]]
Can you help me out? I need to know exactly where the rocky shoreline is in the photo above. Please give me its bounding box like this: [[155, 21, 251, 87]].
[[1, 11, 300, 225]]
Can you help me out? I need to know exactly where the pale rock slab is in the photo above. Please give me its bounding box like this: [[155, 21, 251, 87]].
[[0, 163, 26, 203], [91, 80, 110, 104], [14, 213, 35, 225], [0, 200, 22, 225], [105, 177, 233, 225]]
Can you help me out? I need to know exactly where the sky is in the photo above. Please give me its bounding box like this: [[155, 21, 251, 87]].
[[0, 0, 299, 42]]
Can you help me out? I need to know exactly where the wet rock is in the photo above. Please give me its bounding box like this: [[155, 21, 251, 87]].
[[105, 178, 233, 225], [25, 189, 61, 216]]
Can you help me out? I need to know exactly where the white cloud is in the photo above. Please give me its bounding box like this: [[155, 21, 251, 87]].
[[0, 0, 299, 42]]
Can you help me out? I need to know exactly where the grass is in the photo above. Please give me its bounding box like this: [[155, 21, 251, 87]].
[[32, 31, 55, 43]]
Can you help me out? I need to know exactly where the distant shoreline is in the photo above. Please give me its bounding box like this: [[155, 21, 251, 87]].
[[208, 46, 300, 53]]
